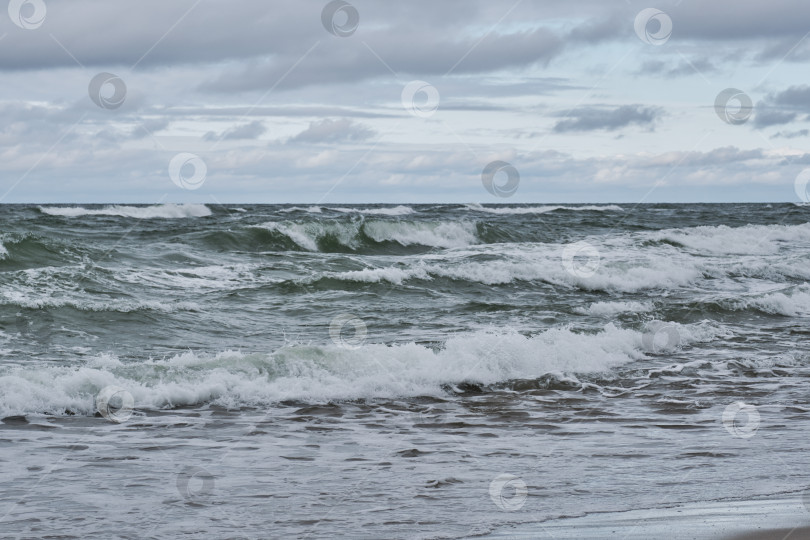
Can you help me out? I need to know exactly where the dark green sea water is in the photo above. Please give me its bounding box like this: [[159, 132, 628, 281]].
[[1, 203, 809, 538]]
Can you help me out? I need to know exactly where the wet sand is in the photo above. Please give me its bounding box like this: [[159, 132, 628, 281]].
[[483, 497, 810, 539], [723, 528, 810, 540]]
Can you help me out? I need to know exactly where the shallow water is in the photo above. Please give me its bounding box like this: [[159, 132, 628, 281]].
[[2, 203, 810, 538]]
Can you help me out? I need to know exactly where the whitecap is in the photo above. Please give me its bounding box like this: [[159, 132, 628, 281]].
[[39, 204, 212, 219], [0, 322, 722, 416]]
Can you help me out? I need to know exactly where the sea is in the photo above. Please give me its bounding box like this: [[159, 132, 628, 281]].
[[1, 202, 809, 539]]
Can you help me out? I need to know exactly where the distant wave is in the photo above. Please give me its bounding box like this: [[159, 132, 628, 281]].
[[279, 206, 323, 214], [278, 206, 416, 216], [255, 220, 477, 251], [38, 204, 212, 219], [465, 203, 623, 214], [0, 322, 722, 416], [332, 205, 416, 216]]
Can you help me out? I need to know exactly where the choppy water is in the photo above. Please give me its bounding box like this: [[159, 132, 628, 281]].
[[2, 203, 810, 539]]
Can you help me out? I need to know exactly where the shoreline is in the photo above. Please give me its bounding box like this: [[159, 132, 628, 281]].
[[482, 497, 810, 539]]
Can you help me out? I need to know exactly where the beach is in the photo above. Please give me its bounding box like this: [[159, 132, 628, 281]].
[[484, 498, 810, 539]]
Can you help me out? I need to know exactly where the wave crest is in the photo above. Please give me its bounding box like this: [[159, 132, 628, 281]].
[[465, 203, 623, 215], [38, 204, 212, 219], [255, 219, 478, 251], [0, 323, 721, 416]]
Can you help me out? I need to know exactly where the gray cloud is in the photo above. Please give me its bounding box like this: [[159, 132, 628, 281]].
[[770, 85, 810, 110], [772, 128, 809, 139], [638, 58, 718, 78], [204, 120, 266, 141], [752, 85, 810, 129], [0, 0, 809, 203], [288, 118, 375, 143], [753, 108, 798, 128], [659, 1, 810, 42], [202, 27, 563, 93], [130, 118, 171, 139], [553, 105, 659, 133]]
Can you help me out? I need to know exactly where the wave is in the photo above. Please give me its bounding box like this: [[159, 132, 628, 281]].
[[0, 289, 202, 313], [362, 220, 475, 248], [732, 285, 810, 317], [464, 203, 623, 215], [255, 220, 478, 251], [279, 206, 323, 214], [331, 205, 416, 216], [38, 204, 212, 219], [279, 206, 416, 216], [0, 234, 82, 268], [321, 255, 701, 292], [0, 323, 722, 416], [648, 223, 810, 255], [574, 301, 655, 316]]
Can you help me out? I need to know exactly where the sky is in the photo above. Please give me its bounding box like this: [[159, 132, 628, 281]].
[[0, 0, 809, 204]]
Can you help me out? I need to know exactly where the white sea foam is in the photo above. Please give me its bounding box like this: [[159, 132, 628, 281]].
[[325, 255, 701, 293], [0, 242, 7, 260], [736, 285, 810, 317], [649, 223, 810, 255], [117, 264, 263, 291], [362, 221, 477, 248], [279, 206, 323, 214], [0, 289, 201, 313], [258, 222, 331, 251], [464, 203, 623, 214], [0, 323, 720, 416], [326, 266, 430, 285], [39, 204, 212, 219], [575, 301, 655, 316]]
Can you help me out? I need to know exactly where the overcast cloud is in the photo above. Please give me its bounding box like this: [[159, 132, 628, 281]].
[[1, 0, 809, 203]]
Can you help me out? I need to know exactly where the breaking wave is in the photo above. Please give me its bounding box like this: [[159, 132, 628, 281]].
[[38, 204, 212, 219], [332, 205, 416, 216], [648, 222, 810, 255], [0, 322, 723, 417], [254, 220, 478, 251], [465, 203, 624, 214]]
